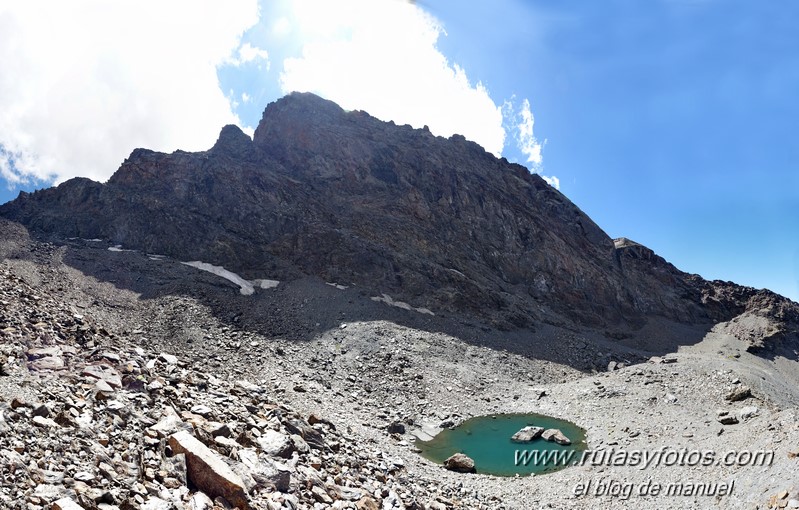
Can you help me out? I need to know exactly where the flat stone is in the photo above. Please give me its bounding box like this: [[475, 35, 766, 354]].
[[511, 425, 544, 443], [541, 428, 571, 445], [312, 485, 333, 504], [74, 471, 95, 482], [159, 352, 178, 365], [34, 483, 69, 500], [53, 498, 84, 510], [146, 378, 165, 391], [82, 364, 123, 388], [95, 379, 115, 393], [739, 406, 759, 420], [26, 346, 62, 358], [30, 355, 65, 371], [190, 404, 213, 417], [168, 431, 249, 509], [32, 415, 59, 428]]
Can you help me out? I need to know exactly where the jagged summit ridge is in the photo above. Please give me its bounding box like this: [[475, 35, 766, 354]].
[[1, 93, 797, 342], [212, 124, 254, 158]]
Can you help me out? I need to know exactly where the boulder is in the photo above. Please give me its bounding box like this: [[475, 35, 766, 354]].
[[541, 428, 571, 445], [237, 448, 291, 492], [52, 498, 84, 510], [168, 431, 250, 509], [511, 426, 544, 443], [725, 386, 752, 402], [717, 410, 739, 425], [387, 421, 406, 435], [257, 429, 294, 458], [443, 453, 476, 473]]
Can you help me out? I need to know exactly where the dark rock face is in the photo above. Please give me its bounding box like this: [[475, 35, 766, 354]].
[[2, 92, 797, 338]]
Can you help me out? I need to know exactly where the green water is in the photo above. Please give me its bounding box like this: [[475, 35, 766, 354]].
[[416, 413, 586, 476]]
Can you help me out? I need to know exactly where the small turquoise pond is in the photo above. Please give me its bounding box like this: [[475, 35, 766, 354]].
[[416, 413, 586, 476]]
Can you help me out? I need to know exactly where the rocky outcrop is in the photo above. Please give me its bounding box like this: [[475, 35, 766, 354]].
[[2, 92, 797, 340]]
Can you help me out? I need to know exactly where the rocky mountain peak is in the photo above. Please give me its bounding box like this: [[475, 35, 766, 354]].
[[1, 93, 797, 342], [211, 124, 254, 159], [0, 93, 796, 510]]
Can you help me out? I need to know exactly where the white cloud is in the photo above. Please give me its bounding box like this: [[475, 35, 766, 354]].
[[542, 175, 560, 189], [0, 0, 259, 184], [279, 0, 506, 156], [517, 99, 543, 167], [502, 97, 557, 188], [242, 92, 252, 103], [229, 42, 270, 68]]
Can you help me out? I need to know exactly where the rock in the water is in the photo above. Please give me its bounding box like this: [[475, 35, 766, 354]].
[[168, 431, 250, 509], [511, 425, 544, 443], [541, 428, 571, 445], [443, 453, 476, 473]]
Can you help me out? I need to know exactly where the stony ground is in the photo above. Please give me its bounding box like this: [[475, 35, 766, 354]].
[[0, 226, 797, 509]]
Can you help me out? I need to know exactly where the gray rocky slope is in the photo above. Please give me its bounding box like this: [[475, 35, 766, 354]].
[[0, 93, 797, 509], [2, 93, 797, 344]]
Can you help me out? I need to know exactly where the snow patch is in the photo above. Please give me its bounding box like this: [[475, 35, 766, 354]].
[[253, 279, 279, 289], [108, 245, 134, 252], [371, 293, 435, 316], [180, 261, 280, 295], [326, 282, 349, 290], [447, 268, 466, 278], [182, 261, 255, 295]]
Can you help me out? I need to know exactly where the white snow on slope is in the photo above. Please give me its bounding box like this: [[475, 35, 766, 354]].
[[326, 282, 349, 290], [252, 279, 280, 289], [371, 293, 434, 316], [181, 261, 274, 296], [103, 247, 277, 295]]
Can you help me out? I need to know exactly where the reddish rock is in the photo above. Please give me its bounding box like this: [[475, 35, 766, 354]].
[[168, 431, 249, 509]]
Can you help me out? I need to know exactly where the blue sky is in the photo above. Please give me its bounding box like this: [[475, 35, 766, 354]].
[[0, 0, 796, 301]]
